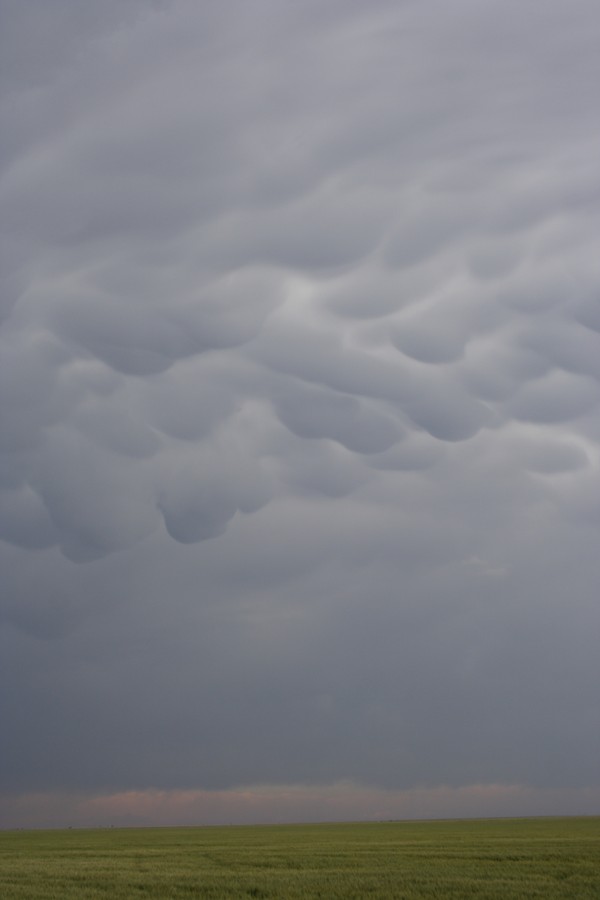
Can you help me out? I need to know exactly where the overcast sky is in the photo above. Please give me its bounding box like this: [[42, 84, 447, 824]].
[[1, 0, 600, 829]]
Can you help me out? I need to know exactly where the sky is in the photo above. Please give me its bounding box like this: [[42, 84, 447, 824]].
[[1, 0, 600, 829]]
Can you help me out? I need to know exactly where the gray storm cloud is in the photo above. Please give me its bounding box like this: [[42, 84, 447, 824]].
[[1, 0, 600, 820]]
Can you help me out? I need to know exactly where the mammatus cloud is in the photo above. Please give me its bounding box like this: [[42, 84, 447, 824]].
[[1, 0, 600, 826], [2, 0, 600, 560]]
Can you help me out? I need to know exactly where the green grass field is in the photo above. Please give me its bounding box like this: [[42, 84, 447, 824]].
[[1, 817, 598, 898]]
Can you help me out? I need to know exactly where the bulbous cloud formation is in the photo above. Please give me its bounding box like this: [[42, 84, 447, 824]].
[[2, 0, 600, 560], [1, 0, 600, 817]]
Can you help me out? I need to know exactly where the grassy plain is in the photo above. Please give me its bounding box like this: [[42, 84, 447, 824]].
[[0, 817, 599, 898]]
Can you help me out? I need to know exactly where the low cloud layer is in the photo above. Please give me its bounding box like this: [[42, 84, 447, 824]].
[[1, 0, 599, 826]]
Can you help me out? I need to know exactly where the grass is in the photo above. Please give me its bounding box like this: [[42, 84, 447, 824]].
[[0, 817, 599, 898]]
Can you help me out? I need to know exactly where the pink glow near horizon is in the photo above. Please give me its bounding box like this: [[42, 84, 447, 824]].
[[2, 783, 599, 830]]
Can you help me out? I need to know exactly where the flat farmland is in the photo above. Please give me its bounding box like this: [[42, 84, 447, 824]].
[[1, 817, 599, 898]]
